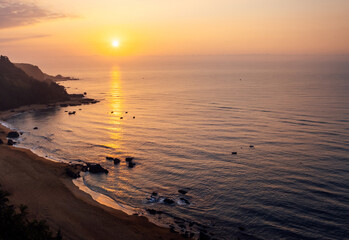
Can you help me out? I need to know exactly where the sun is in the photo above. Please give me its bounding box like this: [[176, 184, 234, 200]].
[[112, 40, 120, 48]]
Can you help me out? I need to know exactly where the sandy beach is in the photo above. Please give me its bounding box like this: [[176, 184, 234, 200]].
[[0, 113, 184, 240]]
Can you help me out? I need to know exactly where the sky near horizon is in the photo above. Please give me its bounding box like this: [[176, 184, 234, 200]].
[[0, 0, 349, 64]]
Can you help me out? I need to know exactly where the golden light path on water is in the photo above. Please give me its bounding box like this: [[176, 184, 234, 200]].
[[105, 69, 123, 151], [104, 68, 133, 187]]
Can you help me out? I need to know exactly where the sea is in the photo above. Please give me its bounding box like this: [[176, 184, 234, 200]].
[[3, 55, 349, 240]]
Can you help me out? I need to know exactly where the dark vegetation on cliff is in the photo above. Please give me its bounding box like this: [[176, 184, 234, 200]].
[[0, 185, 62, 240], [0, 56, 69, 111]]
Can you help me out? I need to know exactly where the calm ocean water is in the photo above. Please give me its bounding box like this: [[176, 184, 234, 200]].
[[5, 56, 349, 239]]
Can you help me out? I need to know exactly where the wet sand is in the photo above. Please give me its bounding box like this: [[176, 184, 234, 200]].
[[0, 114, 184, 240]]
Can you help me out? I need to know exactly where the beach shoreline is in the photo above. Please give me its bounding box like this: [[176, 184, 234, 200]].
[[0, 107, 184, 240]]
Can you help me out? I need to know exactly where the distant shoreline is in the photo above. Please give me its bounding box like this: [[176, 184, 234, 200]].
[[0, 104, 184, 240]]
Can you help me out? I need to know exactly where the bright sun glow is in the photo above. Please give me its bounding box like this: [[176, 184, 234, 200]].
[[112, 40, 120, 48]]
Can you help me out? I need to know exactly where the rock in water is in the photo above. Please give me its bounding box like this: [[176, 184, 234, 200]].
[[232, 152, 237, 155], [106, 157, 114, 161], [33, 127, 38, 130], [88, 164, 108, 174], [179, 198, 190, 205], [128, 161, 136, 168], [0, 139, 3, 144], [178, 189, 188, 195], [7, 131, 19, 138], [113, 158, 121, 165], [7, 139, 15, 145], [125, 157, 134, 162], [163, 198, 175, 205]]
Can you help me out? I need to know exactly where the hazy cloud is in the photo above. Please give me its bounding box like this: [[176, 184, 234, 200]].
[[0, 34, 50, 43], [0, 0, 66, 29]]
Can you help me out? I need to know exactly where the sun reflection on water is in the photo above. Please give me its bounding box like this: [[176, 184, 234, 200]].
[[105, 68, 123, 150]]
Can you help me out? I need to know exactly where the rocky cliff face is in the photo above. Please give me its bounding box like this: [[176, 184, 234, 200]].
[[0, 55, 69, 111]]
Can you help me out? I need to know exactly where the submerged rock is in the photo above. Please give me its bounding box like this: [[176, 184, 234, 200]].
[[7, 131, 19, 138], [88, 164, 108, 174], [179, 198, 190, 205]]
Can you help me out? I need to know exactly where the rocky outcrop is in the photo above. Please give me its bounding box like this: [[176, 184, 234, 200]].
[[7, 131, 19, 138], [87, 163, 108, 174], [0, 56, 69, 111]]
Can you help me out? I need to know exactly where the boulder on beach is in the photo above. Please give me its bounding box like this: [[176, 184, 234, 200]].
[[7, 131, 19, 138], [87, 164, 108, 174], [66, 167, 80, 179]]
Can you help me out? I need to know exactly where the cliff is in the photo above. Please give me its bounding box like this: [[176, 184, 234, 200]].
[[0, 56, 69, 111]]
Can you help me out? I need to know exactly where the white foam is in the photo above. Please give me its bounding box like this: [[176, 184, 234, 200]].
[[73, 173, 135, 215]]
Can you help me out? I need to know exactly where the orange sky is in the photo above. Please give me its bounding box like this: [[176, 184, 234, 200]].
[[0, 0, 348, 63]]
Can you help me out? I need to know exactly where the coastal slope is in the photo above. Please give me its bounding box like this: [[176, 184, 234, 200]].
[[0, 125, 183, 240], [0, 55, 69, 111], [15, 63, 78, 81]]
